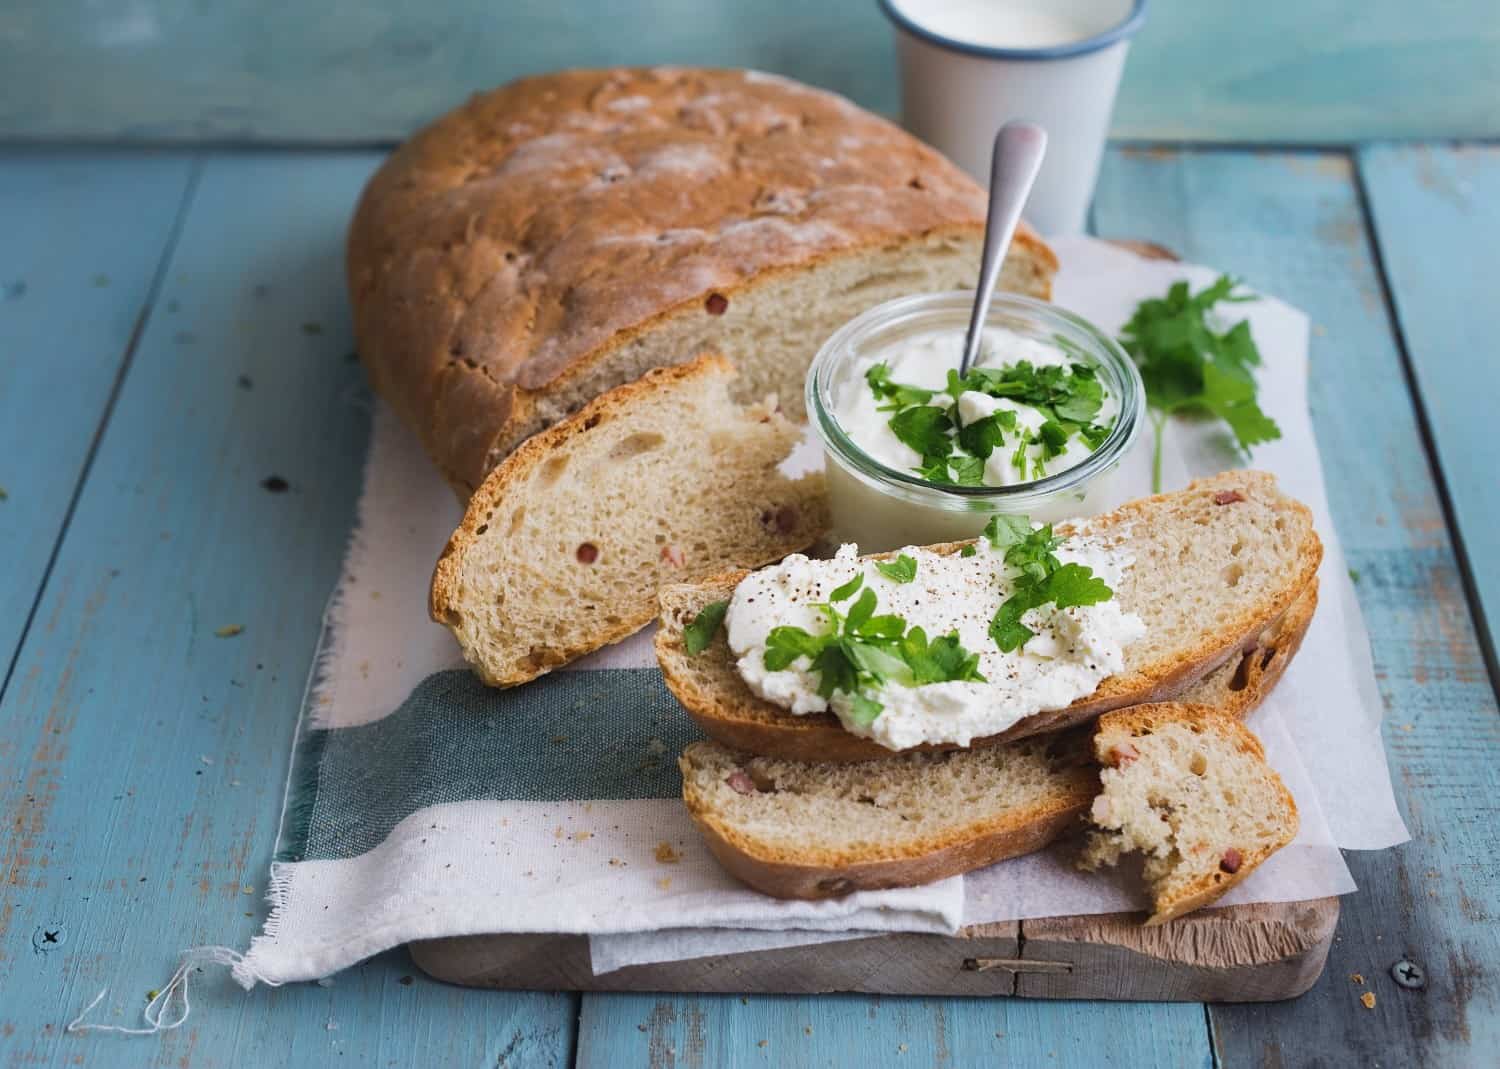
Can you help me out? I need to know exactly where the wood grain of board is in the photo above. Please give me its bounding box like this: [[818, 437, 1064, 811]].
[[0, 151, 577, 1069], [1359, 143, 1500, 673], [1094, 146, 1500, 1067], [0, 0, 1496, 143], [0, 151, 195, 683]]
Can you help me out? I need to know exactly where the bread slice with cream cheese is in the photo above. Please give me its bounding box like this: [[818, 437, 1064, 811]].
[[657, 472, 1321, 762], [431, 354, 826, 686], [675, 594, 1313, 901]]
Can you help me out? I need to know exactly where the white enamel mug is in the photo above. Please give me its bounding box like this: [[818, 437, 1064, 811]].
[[880, 0, 1148, 236]]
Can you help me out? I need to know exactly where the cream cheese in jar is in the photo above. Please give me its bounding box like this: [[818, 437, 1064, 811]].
[[807, 292, 1144, 552]]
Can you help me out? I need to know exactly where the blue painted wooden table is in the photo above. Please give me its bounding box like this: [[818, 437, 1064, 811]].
[[2, 142, 1497, 1067]]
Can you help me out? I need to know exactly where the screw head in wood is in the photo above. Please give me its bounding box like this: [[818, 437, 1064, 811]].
[[33, 925, 67, 951], [1391, 959, 1426, 989]]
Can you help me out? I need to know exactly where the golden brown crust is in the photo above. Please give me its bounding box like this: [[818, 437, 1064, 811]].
[[431, 354, 826, 686], [1184, 580, 1317, 720], [348, 67, 1054, 492], [656, 472, 1323, 762]]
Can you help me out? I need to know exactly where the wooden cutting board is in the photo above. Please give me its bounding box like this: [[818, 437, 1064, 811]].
[[410, 897, 1338, 1001]]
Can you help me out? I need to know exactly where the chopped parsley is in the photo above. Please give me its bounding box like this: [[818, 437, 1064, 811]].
[[982, 515, 1115, 652], [762, 569, 983, 726], [683, 599, 729, 655], [866, 358, 1113, 486], [875, 554, 918, 584], [1119, 275, 1281, 492]]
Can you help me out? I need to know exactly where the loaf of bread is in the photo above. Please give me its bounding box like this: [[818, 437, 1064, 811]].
[[431, 354, 826, 686], [348, 67, 1057, 493], [1080, 704, 1299, 925], [657, 472, 1323, 762]]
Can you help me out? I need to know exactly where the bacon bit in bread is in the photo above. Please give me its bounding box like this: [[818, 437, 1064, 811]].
[[1220, 847, 1243, 874], [705, 293, 729, 315], [1213, 490, 1246, 505], [760, 505, 799, 534], [726, 770, 758, 795], [654, 841, 682, 864], [661, 544, 686, 568], [576, 542, 599, 564], [1107, 742, 1139, 767]]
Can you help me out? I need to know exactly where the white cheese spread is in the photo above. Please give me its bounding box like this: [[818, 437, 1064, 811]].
[[835, 324, 1118, 488], [725, 534, 1145, 750]]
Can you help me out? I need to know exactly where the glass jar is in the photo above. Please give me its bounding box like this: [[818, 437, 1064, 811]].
[[806, 291, 1144, 552]]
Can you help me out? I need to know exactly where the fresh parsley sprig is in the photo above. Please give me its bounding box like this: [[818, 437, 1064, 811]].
[[1119, 275, 1281, 492], [761, 569, 983, 727], [981, 515, 1115, 652]]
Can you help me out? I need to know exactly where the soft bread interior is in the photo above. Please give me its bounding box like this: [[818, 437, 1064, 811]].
[[433, 356, 827, 686], [1080, 705, 1299, 925]]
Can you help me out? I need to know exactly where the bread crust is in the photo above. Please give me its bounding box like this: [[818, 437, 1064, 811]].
[[432, 353, 826, 685], [656, 472, 1323, 762], [347, 67, 1056, 492]]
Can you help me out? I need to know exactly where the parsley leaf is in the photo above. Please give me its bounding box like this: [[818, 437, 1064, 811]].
[[983, 513, 1033, 551], [889, 405, 954, 460], [866, 361, 935, 408], [683, 599, 730, 655], [875, 554, 918, 584], [985, 520, 1114, 652], [829, 573, 864, 602], [1120, 274, 1281, 491], [957, 412, 1009, 459], [960, 544, 978, 558]]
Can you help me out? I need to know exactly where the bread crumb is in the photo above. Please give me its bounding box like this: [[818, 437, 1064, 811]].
[[898, 1043, 908, 1053], [608, 857, 624, 867], [1360, 991, 1376, 1009], [803, 1026, 813, 1036], [554, 826, 565, 839], [757, 1039, 768, 1048], [655, 877, 672, 890], [573, 830, 593, 841], [1350, 973, 1364, 984], [655, 841, 682, 863], [215, 624, 243, 638]]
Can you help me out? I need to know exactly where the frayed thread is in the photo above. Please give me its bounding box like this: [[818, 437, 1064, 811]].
[[66, 947, 283, 1036]]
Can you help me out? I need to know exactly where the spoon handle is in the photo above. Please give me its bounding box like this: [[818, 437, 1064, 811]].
[[959, 121, 1049, 377]]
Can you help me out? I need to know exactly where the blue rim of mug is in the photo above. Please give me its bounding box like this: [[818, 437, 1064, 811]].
[[877, 0, 1148, 61]]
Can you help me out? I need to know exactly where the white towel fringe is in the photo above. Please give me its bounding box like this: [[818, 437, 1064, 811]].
[[66, 946, 283, 1036]]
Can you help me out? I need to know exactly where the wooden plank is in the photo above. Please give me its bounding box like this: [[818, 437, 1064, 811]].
[[0, 151, 194, 684], [414, 899, 1336, 1001], [0, 1, 1496, 143], [574, 989, 1212, 1069], [1359, 143, 1500, 669], [0, 152, 576, 1068], [1093, 146, 1500, 1066]]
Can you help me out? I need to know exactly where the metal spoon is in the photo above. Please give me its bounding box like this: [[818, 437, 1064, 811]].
[[958, 121, 1049, 378]]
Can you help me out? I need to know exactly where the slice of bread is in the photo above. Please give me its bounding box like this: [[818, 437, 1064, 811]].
[[678, 732, 1097, 900], [674, 596, 1312, 901], [1079, 704, 1299, 925], [431, 354, 827, 686], [656, 471, 1321, 762]]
